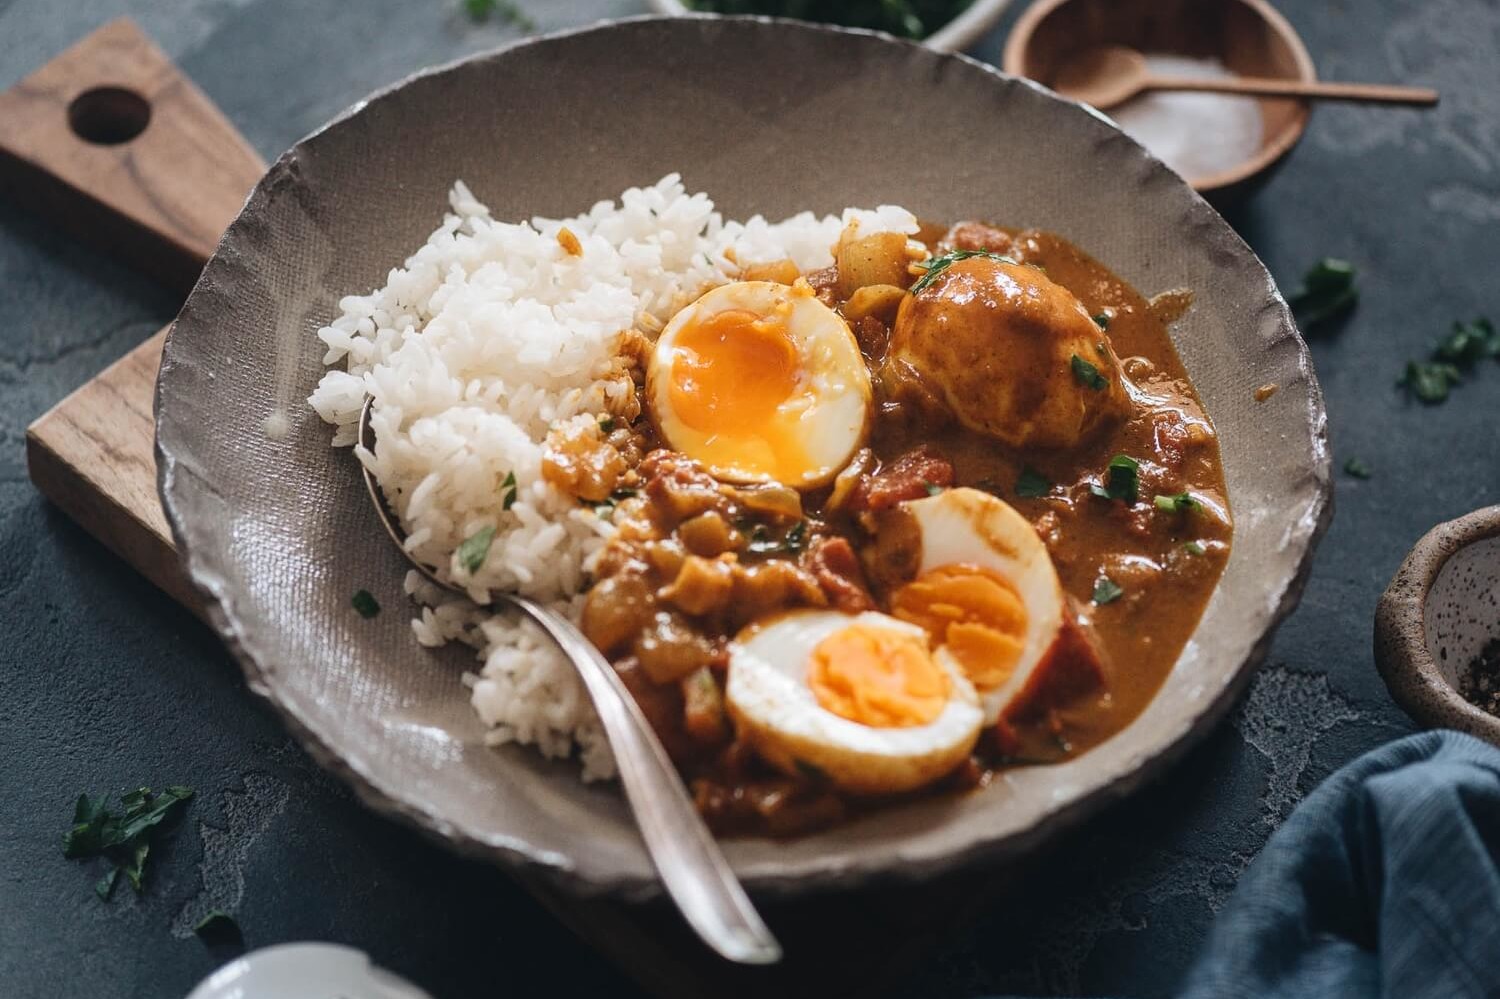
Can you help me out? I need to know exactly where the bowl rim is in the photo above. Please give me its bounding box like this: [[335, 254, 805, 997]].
[[1375, 505, 1500, 743], [1000, 0, 1316, 193], [155, 13, 1332, 899], [642, 0, 1015, 52]]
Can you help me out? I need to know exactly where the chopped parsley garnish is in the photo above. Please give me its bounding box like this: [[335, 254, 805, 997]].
[[64, 786, 194, 899], [501, 471, 518, 510], [1092, 576, 1124, 605], [598, 416, 615, 433], [1092, 312, 1111, 330], [1343, 457, 1373, 479], [1183, 541, 1207, 556], [1090, 454, 1141, 504], [462, 0, 535, 29], [910, 249, 1017, 294], [458, 525, 497, 574], [194, 910, 240, 940], [783, 520, 808, 552], [1288, 258, 1358, 329], [1153, 492, 1201, 514], [1398, 317, 1496, 404], [1015, 467, 1052, 498], [1399, 361, 1463, 404], [922, 481, 944, 496], [746, 520, 808, 555], [351, 589, 380, 618], [1071, 354, 1109, 391]]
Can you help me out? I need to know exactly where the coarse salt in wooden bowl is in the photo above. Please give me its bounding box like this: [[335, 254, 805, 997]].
[[1003, 0, 1315, 200]]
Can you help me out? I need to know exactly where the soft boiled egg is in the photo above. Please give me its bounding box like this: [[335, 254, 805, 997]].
[[647, 280, 872, 490], [725, 610, 983, 795], [888, 487, 1106, 726]]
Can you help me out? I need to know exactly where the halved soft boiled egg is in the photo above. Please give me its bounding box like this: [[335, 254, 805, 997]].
[[726, 611, 983, 795], [888, 487, 1107, 727], [647, 280, 872, 490]]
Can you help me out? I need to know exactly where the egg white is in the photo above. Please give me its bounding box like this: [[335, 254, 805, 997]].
[[726, 610, 983, 795], [646, 280, 871, 490]]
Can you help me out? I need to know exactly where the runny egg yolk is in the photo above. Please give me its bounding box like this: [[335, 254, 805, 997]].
[[665, 307, 810, 481], [891, 565, 1028, 691], [808, 625, 950, 728]]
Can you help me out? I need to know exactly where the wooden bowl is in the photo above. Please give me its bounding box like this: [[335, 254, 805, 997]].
[[1375, 506, 1500, 746], [1003, 0, 1315, 199]]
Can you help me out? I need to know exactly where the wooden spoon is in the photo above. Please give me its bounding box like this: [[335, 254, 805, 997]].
[[1053, 44, 1439, 110]]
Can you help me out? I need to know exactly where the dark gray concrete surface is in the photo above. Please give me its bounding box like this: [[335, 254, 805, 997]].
[[1, 1, 1496, 996]]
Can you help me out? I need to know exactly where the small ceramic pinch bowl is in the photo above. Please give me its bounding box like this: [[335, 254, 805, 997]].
[[1003, 0, 1315, 199], [1376, 506, 1500, 746]]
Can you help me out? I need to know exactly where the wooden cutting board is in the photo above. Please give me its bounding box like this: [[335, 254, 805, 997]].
[[3, 19, 1022, 998]]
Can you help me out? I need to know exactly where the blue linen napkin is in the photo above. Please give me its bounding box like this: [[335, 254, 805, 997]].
[[1176, 730, 1500, 999]]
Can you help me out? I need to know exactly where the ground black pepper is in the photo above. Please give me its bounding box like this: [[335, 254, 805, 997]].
[[1458, 638, 1500, 717]]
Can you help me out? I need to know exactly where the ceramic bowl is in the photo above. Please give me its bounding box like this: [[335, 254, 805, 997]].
[[1375, 506, 1500, 745], [1003, 0, 1315, 199], [156, 16, 1330, 898], [643, 0, 1014, 52]]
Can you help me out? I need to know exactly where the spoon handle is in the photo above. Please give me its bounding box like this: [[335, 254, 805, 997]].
[[509, 595, 783, 965], [1146, 75, 1439, 106]]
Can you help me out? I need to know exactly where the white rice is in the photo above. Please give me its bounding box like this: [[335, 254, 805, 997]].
[[309, 174, 917, 780]]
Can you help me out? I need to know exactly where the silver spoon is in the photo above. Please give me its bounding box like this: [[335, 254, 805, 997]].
[[357, 400, 780, 965]]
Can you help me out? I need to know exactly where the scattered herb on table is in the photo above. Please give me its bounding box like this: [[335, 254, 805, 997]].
[[1090, 454, 1141, 505], [193, 910, 240, 941], [1015, 467, 1051, 499], [64, 786, 194, 899], [1288, 258, 1358, 329], [1343, 457, 1373, 480], [1398, 316, 1496, 404], [501, 471, 518, 510], [1153, 492, 1201, 514], [1092, 576, 1124, 606], [458, 525, 497, 574], [682, 0, 971, 40], [462, 0, 534, 29], [351, 589, 381, 618], [910, 249, 1016, 294], [1071, 354, 1109, 391]]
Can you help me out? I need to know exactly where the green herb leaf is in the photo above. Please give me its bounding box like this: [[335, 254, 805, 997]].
[[1015, 467, 1051, 499], [64, 786, 193, 902], [783, 520, 808, 552], [1092, 312, 1111, 330], [501, 471, 518, 511], [922, 481, 944, 496], [1153, 492, 1201, 514], [1071, 354, 1109, 391], [458, 525, 497, 574], [1399, 361, 1462, 404], [122, 841, 149, 893], [1288, 258, 1358, 328], [598, 416, 615, 433], [1092, 576, 1124, 605], [1343, 457, 1373, 480], [746, 520, 808, 555], [351, 589, 380, 618], [1433, 317, 1499, 368], [462, 0, 534, 29], [910, 249, 1017, 295], [1089, 454, 1141, 504], [95, 867, 119, 901], [1183, 541, 1207, 556], [194, 910, 239, 938]]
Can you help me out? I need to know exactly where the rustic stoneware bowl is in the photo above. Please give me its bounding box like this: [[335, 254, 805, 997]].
[[156, 16, 1330, 898], [1003, 0, 1315, 200], [644, 0, 1014, 52], [1375, 506, 1500, 746]]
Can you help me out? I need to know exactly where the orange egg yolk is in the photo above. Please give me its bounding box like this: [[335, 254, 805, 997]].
[[665, 307, 812, 482], [891, 564, 1028, 691], [808, 625, 950, 728]]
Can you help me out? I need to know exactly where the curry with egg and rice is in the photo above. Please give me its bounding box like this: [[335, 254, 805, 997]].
[[539, 219, 1231, 836]]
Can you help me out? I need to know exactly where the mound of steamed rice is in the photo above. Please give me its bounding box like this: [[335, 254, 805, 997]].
[[308, 174, 917, 780]]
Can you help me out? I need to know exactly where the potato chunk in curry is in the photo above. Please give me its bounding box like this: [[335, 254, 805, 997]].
[[884, 256, 1131, 449]]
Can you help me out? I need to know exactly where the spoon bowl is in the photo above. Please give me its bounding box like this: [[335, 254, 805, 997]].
[[356, 400, 781, 965]]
